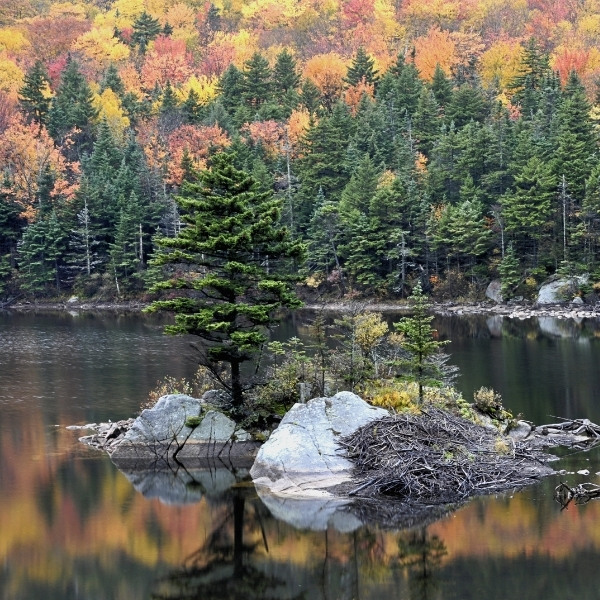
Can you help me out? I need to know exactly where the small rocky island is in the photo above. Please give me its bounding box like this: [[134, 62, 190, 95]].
[[78, 390, 600, 528]]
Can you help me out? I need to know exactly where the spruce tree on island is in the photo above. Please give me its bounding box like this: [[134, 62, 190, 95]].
[[147, 152, 305, 413], [394, 283, 449, 404]]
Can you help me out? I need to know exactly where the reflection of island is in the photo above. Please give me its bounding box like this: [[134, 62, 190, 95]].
[[148, 473, 450, 600]]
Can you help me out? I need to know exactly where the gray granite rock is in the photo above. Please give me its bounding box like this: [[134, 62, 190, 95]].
[[122, 394, 202, 445], [250, 391, 388, 498], [201, 389, 233, 410], [485, 279, 503, 303], [537, 275, 588, 304], [187, 410, 235, 442], [105, 393, 260, 466]]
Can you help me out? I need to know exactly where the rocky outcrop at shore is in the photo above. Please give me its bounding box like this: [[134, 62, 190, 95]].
[[434, 301, 600, 320], [79, 392, 261, 469], [76, 389, 600, 526]]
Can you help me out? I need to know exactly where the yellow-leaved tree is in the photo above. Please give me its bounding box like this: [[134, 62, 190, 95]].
[[92, 89, 130, 142], [480, 39, 523, 91], [175, 75, 219, 106], [0, 53, 24, 99], [93, 0, 145, 30], [163, 3, 198, 45], [413, 25, 457, 81], [73, 26, 131, 70], [0, 29, 29, 53], [303, 52, 347, 109]]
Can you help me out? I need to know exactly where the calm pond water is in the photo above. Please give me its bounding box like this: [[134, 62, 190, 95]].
[[2, 309, 600, 599]]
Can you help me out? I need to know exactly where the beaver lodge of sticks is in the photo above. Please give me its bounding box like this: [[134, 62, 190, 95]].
[[337, 406, 600, 525]]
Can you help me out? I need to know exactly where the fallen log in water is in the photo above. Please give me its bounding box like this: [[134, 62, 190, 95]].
[[555, 481, 600, 509], [536, 417, 600, 438]]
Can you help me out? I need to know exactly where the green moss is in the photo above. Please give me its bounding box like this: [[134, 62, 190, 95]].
[[185, 415, 202, 428]]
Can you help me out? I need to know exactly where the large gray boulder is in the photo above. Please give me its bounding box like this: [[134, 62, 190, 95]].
[[485, 279, 503, 303], [122, 394, 202, 445], [108, 393, 260, 467], [250, 391, 388, 499], [537, 275, 588, 304]]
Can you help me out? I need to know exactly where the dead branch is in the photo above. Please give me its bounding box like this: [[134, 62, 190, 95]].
[[555, 481, 600, 509]]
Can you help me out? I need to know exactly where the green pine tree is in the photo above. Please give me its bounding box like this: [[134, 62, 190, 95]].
[[67, 197, 101, 282], [47, 56, 98, 155], [146, 152, 305, 412], [508, 37, 550, 115], [430, 64, 453, 109], [552, 71, 596, 202], [306, 187, 346, 293], [294, 102, 354, 231], [0, 182, 24, 257], [131, 11, 162, 54], [498, 242, 521, 299], [344, 47, 379, 87], [299, 78, 322, 115], [19, 60, 51, 128], [413, 88, 441, 157], [241, 52, 273, 109], [17, 210, 67, 296], [219, 64, 244, 115], [273, 48, 300, 95], [445, 83, 488, 129], [99, 63, 126, 97], [182, 88, 204, 124], [501, 155, 557, 267], [110, 193, 143, 295], [393, 282, 449, 404]]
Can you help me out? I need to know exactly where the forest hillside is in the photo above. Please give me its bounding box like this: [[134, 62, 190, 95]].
[[1, 0, 600, 302]]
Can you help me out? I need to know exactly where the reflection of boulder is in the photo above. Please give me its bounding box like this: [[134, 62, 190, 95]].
[[250, 392, 388, 498], [117, 465, 243, 504], [537, 316, 577, 338], [255, 486, 363, 532], [486, 315, 504, 337]]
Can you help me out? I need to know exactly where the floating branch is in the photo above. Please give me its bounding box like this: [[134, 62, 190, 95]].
[[555, 481, 600, 509]]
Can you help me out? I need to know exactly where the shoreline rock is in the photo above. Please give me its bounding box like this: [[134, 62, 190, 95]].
[[75, 390, 600, 528], [79, 392, 261, 469]]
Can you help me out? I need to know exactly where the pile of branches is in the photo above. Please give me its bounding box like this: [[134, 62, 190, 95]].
[[340, 407, 550, 505]]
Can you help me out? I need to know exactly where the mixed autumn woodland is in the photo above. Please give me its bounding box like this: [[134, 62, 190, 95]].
[[2, 0, 600, 300]]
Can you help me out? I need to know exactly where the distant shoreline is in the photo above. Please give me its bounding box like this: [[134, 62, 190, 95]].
[[4, 298, 600, 320]]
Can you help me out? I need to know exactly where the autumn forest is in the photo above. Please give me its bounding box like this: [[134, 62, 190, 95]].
[[2, 0, 600, 301]]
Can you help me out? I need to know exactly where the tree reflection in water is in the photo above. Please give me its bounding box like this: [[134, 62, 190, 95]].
[[151, 486, 305, 600], [397, 527, 447, 600]]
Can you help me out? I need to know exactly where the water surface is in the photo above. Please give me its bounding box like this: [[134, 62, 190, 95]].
[[1, 310, 600, 599]]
